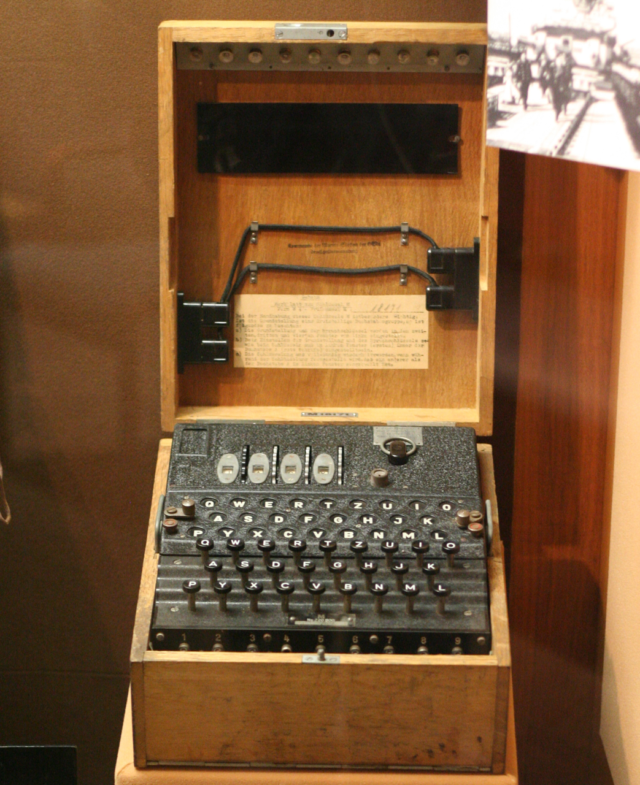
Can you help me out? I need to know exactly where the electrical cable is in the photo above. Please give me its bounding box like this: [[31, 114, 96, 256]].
[[226, 262, 438, 302], [220, 223, 440, 302]]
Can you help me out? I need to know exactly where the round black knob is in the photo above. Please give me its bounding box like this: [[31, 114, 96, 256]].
[[443, 540, 460, 569], [401, 581, 420, 614], [390, 560, 409, 590], [339, 581, 358, 613], [360, 560, 378, 590], [236, 558, 254, 588], [433, 582, 451, 615], [422, 561, 441, 590], [182, 579, 201, 612], [257, 537, 276, 565], [288, 538, 307, 565], [381, 540, 399, 568], [319, 538, 337, 568], [245, 579, 264, 612], [387, 439, 408, 466], [370, 581, 388, 614], [350, 539, 368, 567], [266, 558, 285, 588], [226, 537, 245, 564], [276, 580, 295, 612], [329, 559, 347, 591], [411, 539, 430, 569], [181, 498, 196, 518], [307, 580, 325, 614], [204, 558, 222, 587]]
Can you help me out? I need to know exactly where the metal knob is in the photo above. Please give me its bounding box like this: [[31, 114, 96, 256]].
[[371, 468, 390, 488]]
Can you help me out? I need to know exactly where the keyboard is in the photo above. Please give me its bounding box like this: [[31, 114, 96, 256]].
[[150, 422, 491, 655]]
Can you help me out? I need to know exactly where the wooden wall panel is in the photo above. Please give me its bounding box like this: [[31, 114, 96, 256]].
[[508, 155, 623, 785]]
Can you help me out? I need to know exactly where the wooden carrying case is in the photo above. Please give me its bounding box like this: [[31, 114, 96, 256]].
[[130, 19, 511, 774]]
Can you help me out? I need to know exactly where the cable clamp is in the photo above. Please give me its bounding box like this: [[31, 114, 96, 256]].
[[250, 221, 259, 244], [399, 265, 408, 286], [400, 222, 409, 246], [249, 261, 259, 284]]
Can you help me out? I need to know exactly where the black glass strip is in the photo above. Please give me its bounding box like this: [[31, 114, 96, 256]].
[[197, 103, 459, 175]]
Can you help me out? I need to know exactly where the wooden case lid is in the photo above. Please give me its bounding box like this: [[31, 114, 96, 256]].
[[159, 22, 497, 434]]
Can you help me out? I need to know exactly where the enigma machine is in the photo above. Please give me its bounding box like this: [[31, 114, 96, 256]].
[[129, 19, 513, 778]]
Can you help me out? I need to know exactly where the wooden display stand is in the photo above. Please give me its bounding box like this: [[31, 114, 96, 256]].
[[129, 18, 513, 777]]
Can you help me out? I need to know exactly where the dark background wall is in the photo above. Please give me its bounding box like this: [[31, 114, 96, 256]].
[[0, 3, 620, 785]]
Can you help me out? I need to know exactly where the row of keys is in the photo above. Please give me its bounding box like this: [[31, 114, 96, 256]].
[[197, 536, 467, 568], [203, 557, 453, 592], [176, 526, 484, 545], [199, 512, 472, 527], [181, 576, 453, 616]]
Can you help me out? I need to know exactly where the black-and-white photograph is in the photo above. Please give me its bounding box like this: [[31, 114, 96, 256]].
[[487, 0, 640, 169]]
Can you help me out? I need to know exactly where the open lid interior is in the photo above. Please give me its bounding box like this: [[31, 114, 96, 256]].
[[159, 22, 496, 435]]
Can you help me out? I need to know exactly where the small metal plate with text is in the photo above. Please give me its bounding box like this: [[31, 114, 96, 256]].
[[275, 23, 347, 40]]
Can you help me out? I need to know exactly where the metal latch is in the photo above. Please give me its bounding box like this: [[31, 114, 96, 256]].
[[302, 650, 340, 664], [275, 23, 347, 40]]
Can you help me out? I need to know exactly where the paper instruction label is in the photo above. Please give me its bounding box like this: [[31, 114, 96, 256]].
[[233, 295, 429, 370]]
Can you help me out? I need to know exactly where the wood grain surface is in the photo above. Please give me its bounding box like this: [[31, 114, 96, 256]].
[[133, 443, 510, 771], [159, 21, 498, 432], [173, 67, 485, 419], [165, 21, 488, 45], [508, 155, 622, 785]]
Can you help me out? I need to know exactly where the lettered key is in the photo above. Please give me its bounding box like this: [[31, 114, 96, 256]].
[[340, 582, 357, 614], [308, 581, 325, 614], [245, 580, 263, 612], [276, 580, 295, 613], [401, 582, 420, 614], [213, 579, 232, 611], [370, 582, 388, 614], [182, 579, 201, 612]]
